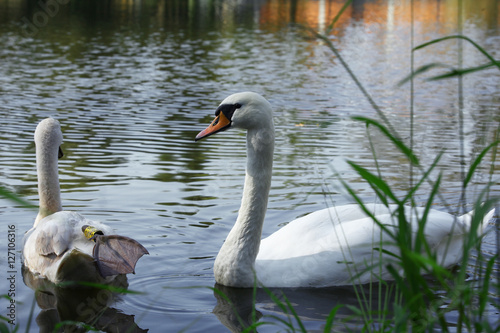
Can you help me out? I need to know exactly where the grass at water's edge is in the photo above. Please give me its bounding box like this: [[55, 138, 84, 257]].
[[288, 0, 499, 331], [339, 121, 499, 332]]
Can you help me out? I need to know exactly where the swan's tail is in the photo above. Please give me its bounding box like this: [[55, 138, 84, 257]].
[[460, 208, 496, 236]]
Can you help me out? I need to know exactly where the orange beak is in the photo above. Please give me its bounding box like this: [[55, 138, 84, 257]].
[[195, 111, 232, 141]]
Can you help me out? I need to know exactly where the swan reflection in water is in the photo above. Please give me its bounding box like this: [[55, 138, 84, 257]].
[[213, 282, 395, 332], [22, 267, 148, 333]]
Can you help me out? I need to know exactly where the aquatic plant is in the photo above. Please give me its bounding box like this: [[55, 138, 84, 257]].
[[286, 0, 500, 331]]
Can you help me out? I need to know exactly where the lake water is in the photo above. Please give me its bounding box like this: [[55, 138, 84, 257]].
[[0, 0, 499, 332]]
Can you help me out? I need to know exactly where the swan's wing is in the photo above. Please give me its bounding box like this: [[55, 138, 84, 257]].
[[93, 235, 149, 277], [31, 213, 77, 256], [256, 208, 397, 287], [258, 204, 395, 260]]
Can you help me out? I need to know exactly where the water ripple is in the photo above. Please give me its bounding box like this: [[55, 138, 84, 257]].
[[125, 274, 215, 315]]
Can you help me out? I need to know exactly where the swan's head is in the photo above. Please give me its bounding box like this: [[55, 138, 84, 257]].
[[34, 118, 64, 158], [195, 92, 273, 141]]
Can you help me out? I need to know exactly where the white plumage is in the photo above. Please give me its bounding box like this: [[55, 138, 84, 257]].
[[23, 211, 113, 283], [23, 118, 147, 284], [196, 92, 494, 288]]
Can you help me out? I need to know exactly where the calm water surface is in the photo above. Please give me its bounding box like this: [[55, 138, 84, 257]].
[[0, 0, 499, 332]]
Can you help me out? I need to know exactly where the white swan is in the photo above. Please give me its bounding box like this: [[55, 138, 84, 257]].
[[23, 118, 148, 284], [195, 92, 495, 288]]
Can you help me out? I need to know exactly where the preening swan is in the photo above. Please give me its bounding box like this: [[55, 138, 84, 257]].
[[195, 92, 494, 288], [23, 118, 148, 283]]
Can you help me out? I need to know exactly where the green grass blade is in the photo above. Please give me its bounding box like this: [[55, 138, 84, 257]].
[[263, 314, 296, 331], [241, 322, 271, 333], [347, 161, 398, 205], [414, 35, 500, 71], [252, 278, 259, 328], [399, 62, 498, 85], [264, 289, 288, 315], [0, 322, 14, 333], [325, 0, 352, 34], [260, 287, 307, 331], [340, 179, 396, 239], [53, 321, 99, 332], [323, 304, 343, 332], [210, 287, 253, 330], [385, 265, 406, 294], [210, 286, 231, 303], [392, 303, 410, 332], [404, 251, 451, 278], [284, 297, 307, 332], [0, 187, 36, 209], [415, 173, 442, 256], [398, 62, 454, 86], [463, 141, 499, 188], [477, 257, 495, 317], [428, 61, 500, 80], [352, 116, 419, 165], [402, 152, 443, 205], [24, 296, 36, 333], [373, 247, 401, 260]]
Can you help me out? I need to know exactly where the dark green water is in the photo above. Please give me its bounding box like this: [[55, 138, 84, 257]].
[[0, 0, 498, 331]]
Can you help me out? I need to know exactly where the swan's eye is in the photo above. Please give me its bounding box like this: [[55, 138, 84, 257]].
[[215, 103, 242, 121]]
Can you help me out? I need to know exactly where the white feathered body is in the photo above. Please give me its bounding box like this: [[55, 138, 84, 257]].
[[23, 211, 113, 283], [255, 204, 493, 287]]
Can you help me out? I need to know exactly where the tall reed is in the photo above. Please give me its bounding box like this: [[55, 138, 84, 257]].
[[297, 0, 500, 331]]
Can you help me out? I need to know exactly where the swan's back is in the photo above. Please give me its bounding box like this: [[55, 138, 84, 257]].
[[23, 211, 112, 282], [256, 204, 493, 287]]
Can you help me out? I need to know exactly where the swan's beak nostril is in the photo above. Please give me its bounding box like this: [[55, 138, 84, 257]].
[[195, 112, 231, 141]]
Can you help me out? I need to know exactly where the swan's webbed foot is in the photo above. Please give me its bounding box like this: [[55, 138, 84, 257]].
[[92, 235, 149, 278], [82, 225, 149, 277]]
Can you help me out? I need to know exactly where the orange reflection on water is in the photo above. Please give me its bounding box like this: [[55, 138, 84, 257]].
[[258, 0, 499, 33]]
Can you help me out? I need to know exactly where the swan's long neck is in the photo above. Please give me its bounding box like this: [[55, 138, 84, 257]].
[[35, 142, 62, 227], [214, 125, 275, 287]]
